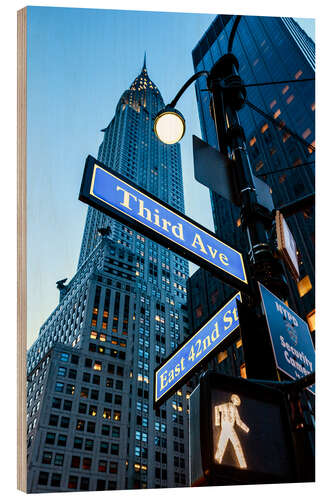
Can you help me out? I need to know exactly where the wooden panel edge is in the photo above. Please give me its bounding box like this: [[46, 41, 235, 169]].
[[17, 6, 27, 493]]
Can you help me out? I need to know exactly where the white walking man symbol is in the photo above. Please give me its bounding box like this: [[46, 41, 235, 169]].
[[214, 394, 250, 469]]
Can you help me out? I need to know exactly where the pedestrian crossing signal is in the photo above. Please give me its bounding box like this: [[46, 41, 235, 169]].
[[189, 371, 297, 486]]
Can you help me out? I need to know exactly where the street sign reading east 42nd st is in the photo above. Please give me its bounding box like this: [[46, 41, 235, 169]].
[[79, 156, 248, 291], [154, 292, 242, 407]]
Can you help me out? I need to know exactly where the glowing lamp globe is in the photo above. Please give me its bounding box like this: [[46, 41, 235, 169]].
[[154, 107, 185, 144]]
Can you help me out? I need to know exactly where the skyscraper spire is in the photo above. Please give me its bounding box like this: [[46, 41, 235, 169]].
[[142, 51, 147, 71]]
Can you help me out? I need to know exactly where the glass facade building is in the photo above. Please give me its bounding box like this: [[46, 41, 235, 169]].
[[26, 59, 192, 492], [189, 15, 315, 336]]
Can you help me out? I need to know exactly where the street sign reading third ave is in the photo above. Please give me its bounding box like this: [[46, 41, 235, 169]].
[[154, 292, 242, 406], [79, 156, 248, 291]]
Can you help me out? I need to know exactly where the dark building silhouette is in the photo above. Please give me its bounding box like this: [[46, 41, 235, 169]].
[[187, 16, 315, 380]]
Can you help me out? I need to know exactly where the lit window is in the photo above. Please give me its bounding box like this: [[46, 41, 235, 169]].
[[282, 85, 289, 95], [236, 339, 242, 349], [311, 102, 315, 111], [292, 158, 302, 167], [270, 99, 277, 109], [195, 305, 203, 318], [308, 141, 315, 154], [217, 351, 228, 363], [114, 410, 121, 421], [261, 123, 268, 133], [103, 408, 112, 420], [236, 218, 241, 227], [286, 94, 294, 104], [279, 175, 287, 183], [302, 128, 311, 139], [90, 331, 97, 339], [91, 319, 97, 327], [306, 310, 315, 332], [55, 382, 64, 392], [89, 405, 97, 417], [93, 361, 102, 371], [283, 132, 291, 142], [255, 161, 264, 172], [297, 275, 312, 298], [249, 136, 256, 146], [240, 363, 247, 379], [274, 109, 281, 119], [76, 420, 85, 431], [295, 69, 303, 79]]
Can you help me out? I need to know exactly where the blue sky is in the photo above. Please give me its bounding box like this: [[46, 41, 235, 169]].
[[26, 7, 314, 348]]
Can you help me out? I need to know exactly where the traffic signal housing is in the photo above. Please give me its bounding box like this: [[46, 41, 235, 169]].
[[190, 371, 297, 486]]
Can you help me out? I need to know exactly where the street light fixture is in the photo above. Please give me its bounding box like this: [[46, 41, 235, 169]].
[[154, 70, 209, 145], [153, 46, 291, 301], [154, 106, 185, 144]]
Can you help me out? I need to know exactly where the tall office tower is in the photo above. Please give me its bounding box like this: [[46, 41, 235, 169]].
[[26, 59, 191, 492], [187, 16, 315, 358]]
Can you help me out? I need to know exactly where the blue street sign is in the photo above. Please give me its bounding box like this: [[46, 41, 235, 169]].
[[258, 283, 315, 394], [154, 292, 242, 406], [79, 156, 248, 291]]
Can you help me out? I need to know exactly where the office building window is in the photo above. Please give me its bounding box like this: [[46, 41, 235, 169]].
[[49, 414, 59, 426], [38, 471, 49, 485], [54, 453, 64, 466], [52, 397, 61, 409], [60, 416, 70, 428], [73, 437, 83, 449], [55, 382, 64, 393], [80, 477, 90, 491], [87, 421, 96, 433], [63, 400, 72, 411], [109, 462, 118, 474], [68, 476, 78, 489], [71, 456, 80, 468], [306, 309, 315, 332], [42, 452, 52, 464], [82, 457, 92, 470], [100, 442, 109, 454], [45, 432, 56, 445], [99, 460, 107, 472], [57, 434, 67, 447], [297, 275, 312, 298], [50, 473, 61, 487], [57, 367, 66, 377], [85, 439, 94, 451]]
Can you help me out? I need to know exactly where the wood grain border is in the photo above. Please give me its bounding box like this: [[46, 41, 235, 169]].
[[17, 6, 27, 493]]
